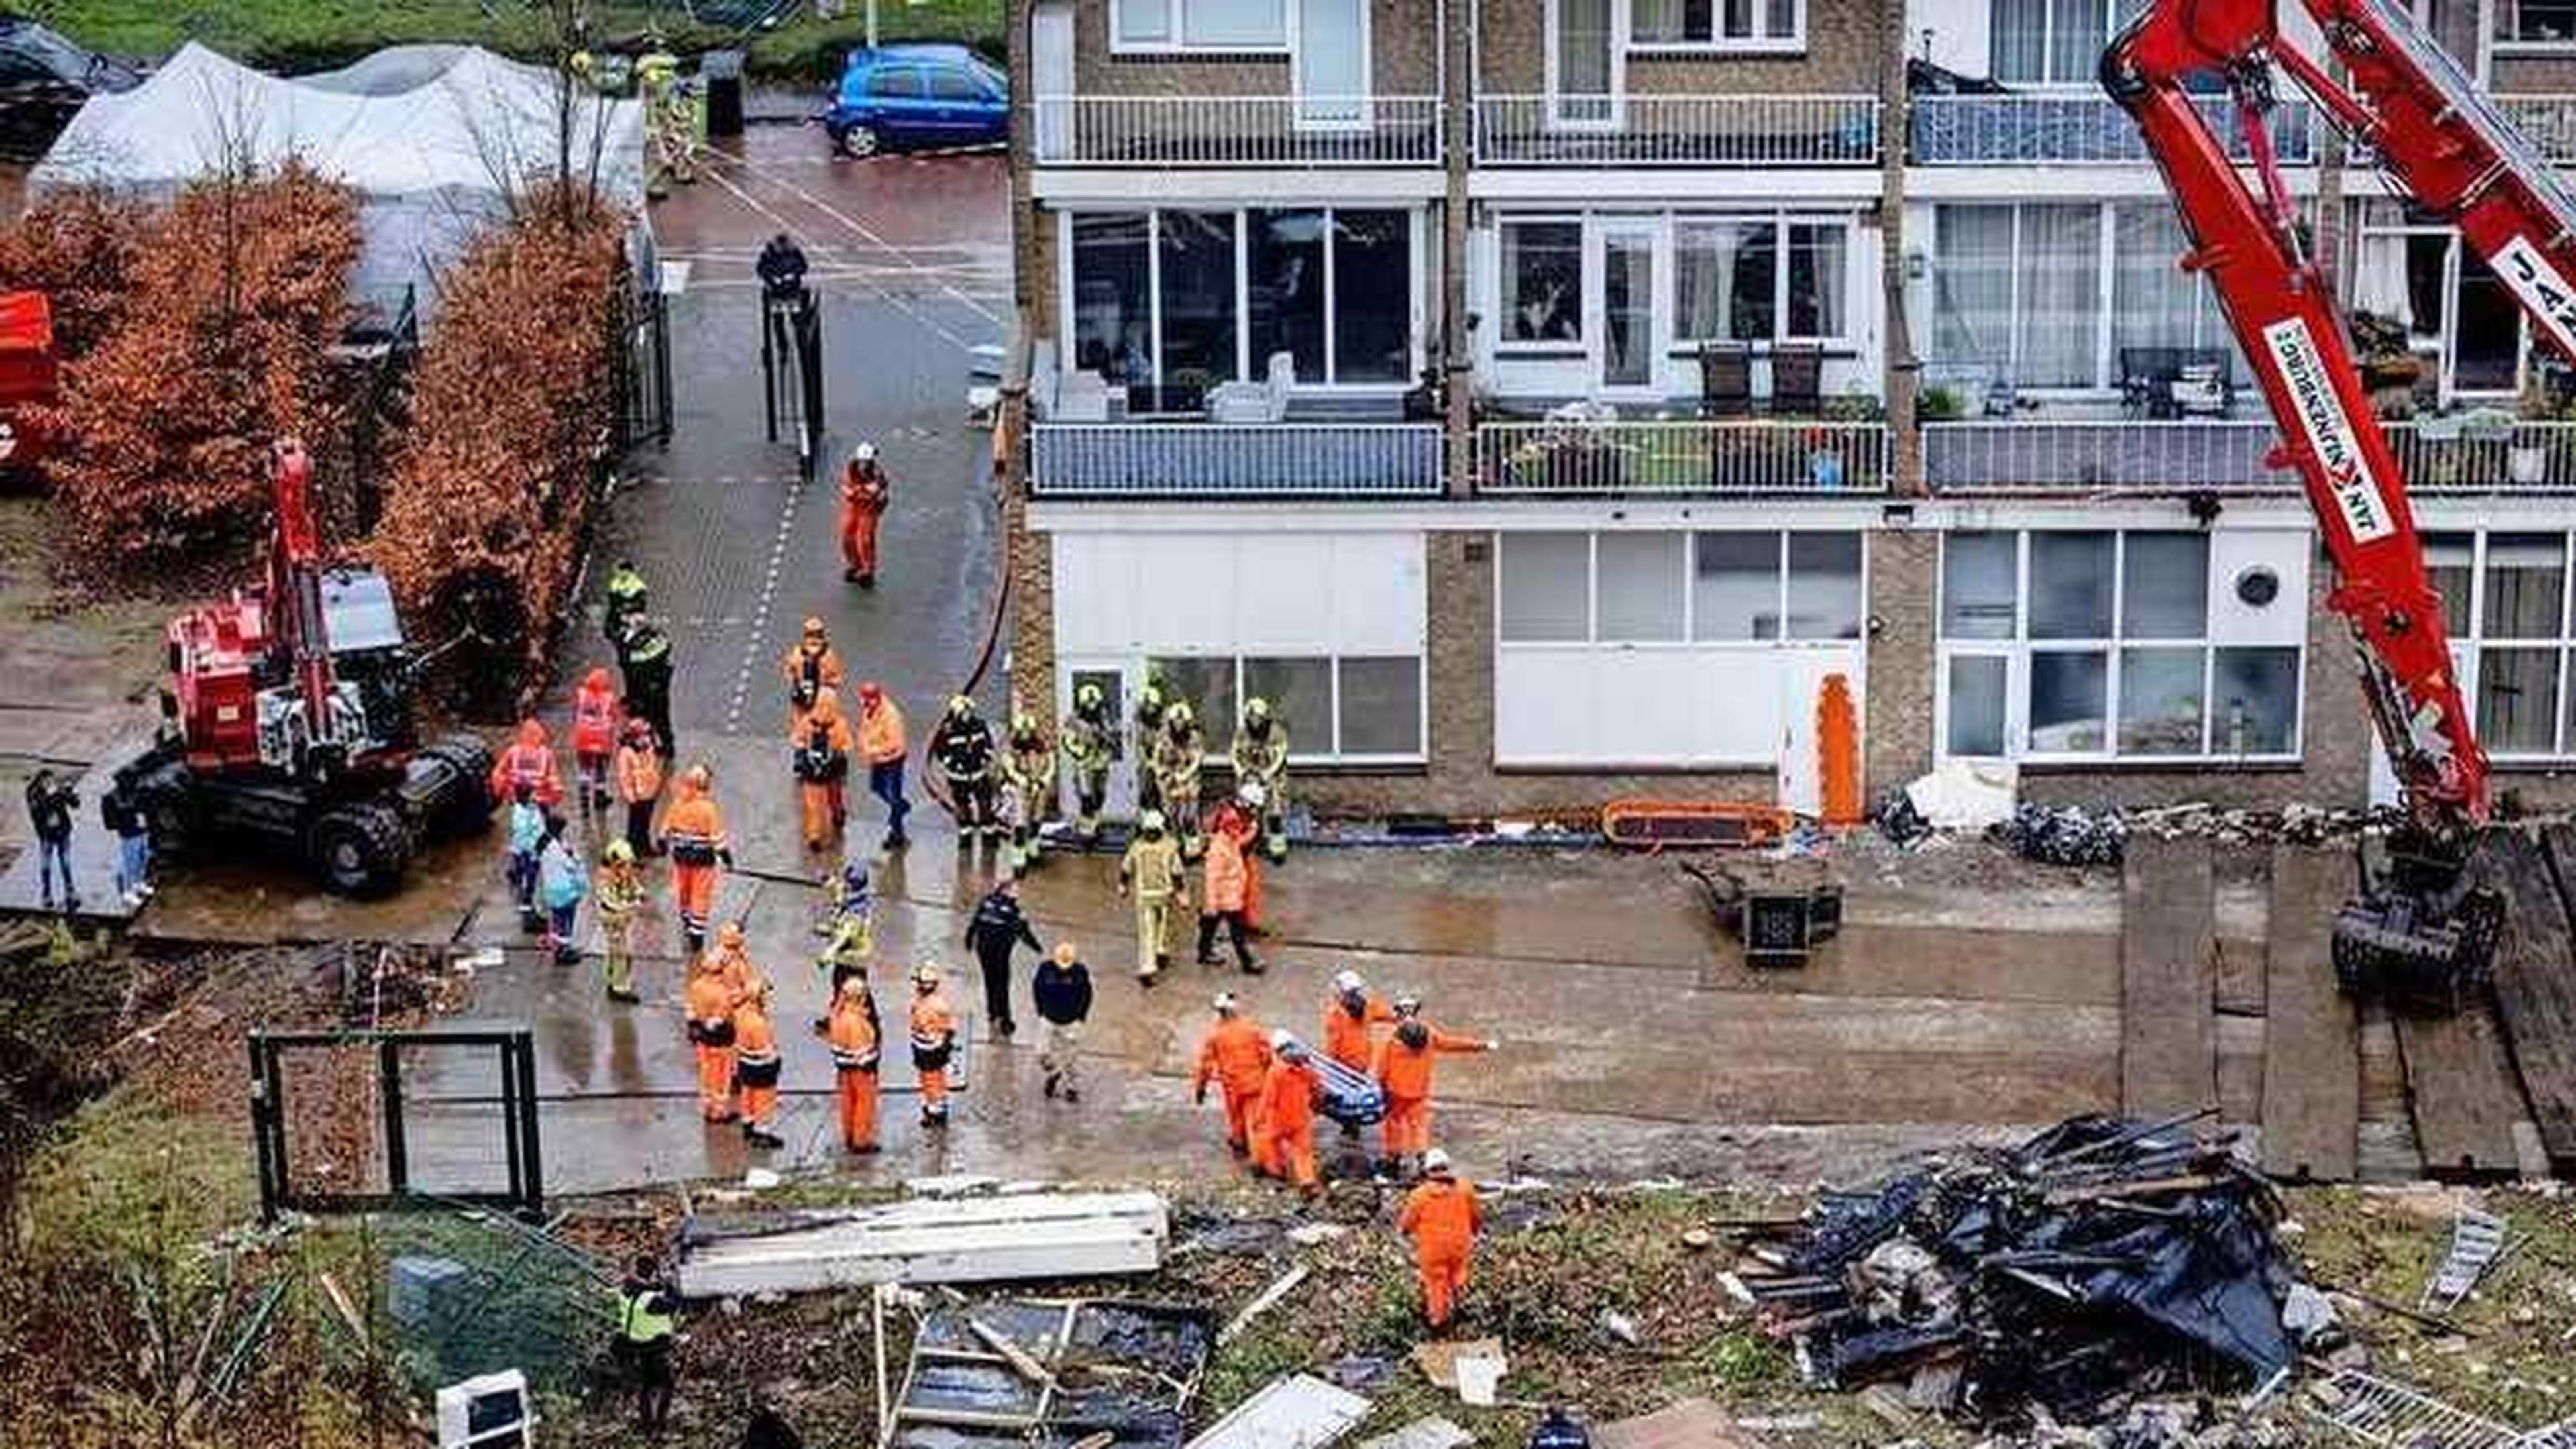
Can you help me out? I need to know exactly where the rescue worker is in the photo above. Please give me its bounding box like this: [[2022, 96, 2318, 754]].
[[570, 667, 623, 820], [1231, 698, 1291, 862], [504, 782, 545, 933], [658, 763, 733, 958], [1059, 682, 1117, 843], [930, 695, 1000, 846], [823, 975, 881, 1153], [857, 681, 912, 850], [999, 707, 1056, 873], [1153, 701, 1208, 860], [1211, 783, 1267, 932], [757, 232, 810, 305], [1397, 1149, 1481, 1332], [1033, 941, 1093, 1104], [612, 716, 664, 859], [908, 963, 958, 1128], [1194, 820, 1260, 973], [615, 1255, 678, 1430], [1322, 969, 1396, 1077], [733, 978, 786, 1148], [684, 946, 745, 1122], [839, 441, 892, 588], [963, 876, 1042, 1037], [602, 559, 650, 653], [1131, 681, 1170, 816], [1373, 999, 1497, 1178], [1117, 809, 1186, 985], [781, 618, 846, 730], [596, 837, 647, 1003], [818, 859, 874, 960], [792, 689, 855, 852], [490, 718, 564, 809], [1191, 993, 1273, 1157], [637, 42, 695, 195], [617, 614, 678, 760], [1254, 1030, 1323, 1196]]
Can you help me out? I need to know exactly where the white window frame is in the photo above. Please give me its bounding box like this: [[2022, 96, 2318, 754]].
[[1110, 0, 1291, 54], [1988, 0, 2147, 89], [1495, 214, 1591, 355], [2493, 0, 2576, 51], [1143, 653, 1430, 765], [1628, 0, 1807, 55], [2434, 529, 2576, 759], [1057, 207, 1424, 389], [1933, 530, 2308, 764], [1668, 211, 1856, 350], [1544, 0, 1628, 130], [2350, 203, 2530, 405]]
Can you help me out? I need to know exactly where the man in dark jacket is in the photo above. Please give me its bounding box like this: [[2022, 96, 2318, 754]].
[[1032, 940, 1093, 1103], [24, 769, 76, 913], [616, 614, 677, 759], [928, 694, 1000, 845], [963, 876, 1042, 1037], [756, 233, 810, 305], [614, 1254, 679, 1430]]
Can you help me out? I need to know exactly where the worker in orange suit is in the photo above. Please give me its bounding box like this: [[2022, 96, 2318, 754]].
[[1253, 1030, 1323, 1195], [1322, 969, 1397, 1076], [1373, 996, 1496, 1179], [732, 979, 786, 1148], [489, 718, 564, 809], [792, 688, 855, 851], [857, 681, 912, 851], [684, 951, 744, 1123], [908, 962, 957, 1128], [839, 441, 892, 588], [706, 920, 761, 999], [612, 718, 663, 860], [1397, 1149, 1481, 1331], [1190, 993, 1273, 1157], [780, 617, 846, 729], [1211, 785, 1266, 932], [823, 975, 882, 1153], [657, 763, 733, 958], [570, 667, 623, 820]]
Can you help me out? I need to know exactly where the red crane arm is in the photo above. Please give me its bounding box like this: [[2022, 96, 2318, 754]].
[[264, 437, 336, 741], [2096, 0, 2576, 833]]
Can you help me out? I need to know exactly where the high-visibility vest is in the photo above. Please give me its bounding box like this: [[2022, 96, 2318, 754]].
[[620, 1287, 675, 1344]]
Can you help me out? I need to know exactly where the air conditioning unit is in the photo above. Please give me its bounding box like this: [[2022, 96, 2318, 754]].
[[436, 1369, 535, 1449]]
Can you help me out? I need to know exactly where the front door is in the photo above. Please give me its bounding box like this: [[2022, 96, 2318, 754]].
[[1293, 0, 1368, 128], [1595, 225, 1658, 393]]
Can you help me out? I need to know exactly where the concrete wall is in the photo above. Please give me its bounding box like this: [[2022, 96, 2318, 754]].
[[1862, 526, 1935, 798]]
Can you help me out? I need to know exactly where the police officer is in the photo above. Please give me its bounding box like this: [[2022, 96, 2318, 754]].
[[1059, 682, 1117, 844], [617, 614, 677, 759], [602, 559, 649, 651], [929, 695, 1000, 846]]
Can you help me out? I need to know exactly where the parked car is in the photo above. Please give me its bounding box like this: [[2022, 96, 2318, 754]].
[[823, 44, 1006, 156], [0, 19, 140, 158]]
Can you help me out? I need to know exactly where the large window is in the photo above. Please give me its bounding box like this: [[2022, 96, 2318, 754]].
[[1501, 220, 1583, 346], [2351, 201, 2524, 401], [1145, 655, 1423, 761], [1673, 217, 1847, 343], [1066, 208, 1417, 388], [1992, 0, 2143, 83], [1633, 0, 1804, 48], [2499, 0, 2576, 44], [2426, 531, 2576, 758], [1114, 0, 1287, 48], [1937, 531, 2304, 761], [1500, 529, 1864, 644]]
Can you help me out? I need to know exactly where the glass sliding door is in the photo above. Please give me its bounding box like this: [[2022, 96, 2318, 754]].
[[1157, 210, 1241, 389], [1293, 0, 1366, 127]]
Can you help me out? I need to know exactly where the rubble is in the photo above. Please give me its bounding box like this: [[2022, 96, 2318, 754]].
[[1735, 1115, 2304, 1428], [1990, 804, 2130, 868]]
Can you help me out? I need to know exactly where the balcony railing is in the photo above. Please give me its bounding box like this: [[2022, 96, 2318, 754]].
[[1474, 419, 1890, 494], [1923, 417, 2576, 492], [2389, 419, 2576, 491], [1029, 422, 1446, 498], [1909, 93, 2315, 165], [2491, 95, 2576, 164], [1473, 95, 1879, 166], [1031, 95, 1442, 166]]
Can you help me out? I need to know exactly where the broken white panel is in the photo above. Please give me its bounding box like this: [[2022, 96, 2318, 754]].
[[1357, 1418, 1470, 1449], [1184, 1374, 1371, 1449], [676, 1190, 1167, 1298]]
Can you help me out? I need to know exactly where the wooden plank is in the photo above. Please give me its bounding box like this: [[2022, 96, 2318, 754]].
[[2260, 845, 2359, 1182], [2392, 835, 2530, 1180], [2121, 835, 2218, 1118], [2507, 826, 2576, 1169], [678, 1192, 1169, 1297]]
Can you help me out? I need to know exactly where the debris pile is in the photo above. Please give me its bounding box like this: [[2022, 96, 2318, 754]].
[[1990, 804, 2130, 867], [1733, 1116, 2307, 1426]]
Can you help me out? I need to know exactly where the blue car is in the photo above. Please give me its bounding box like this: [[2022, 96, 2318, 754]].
[[824, 44, 1008, 156]]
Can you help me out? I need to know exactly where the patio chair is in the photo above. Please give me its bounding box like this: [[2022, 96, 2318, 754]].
[[1208, 350, 1296, 423], [1770, 343, 1823, 416], [1698, 342, 1752, 419], [1055, 367, 1113, 422]]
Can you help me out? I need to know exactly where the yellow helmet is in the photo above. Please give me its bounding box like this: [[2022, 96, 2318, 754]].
[[949, 694, 975, 716], [1076, 682, 1104, 710], [1245, 697, 1271, 722], [602, 838, 635, 865], [1167, 702, 1193, 729], [1012, 709, 1038, 735]]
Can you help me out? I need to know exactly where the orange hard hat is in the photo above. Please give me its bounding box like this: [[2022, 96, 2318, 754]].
[[515, 718, 546, 747], [584, 665, 610, 691], [859, 680, 883, 702]]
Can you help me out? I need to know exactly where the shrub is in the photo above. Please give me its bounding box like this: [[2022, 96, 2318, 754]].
[[48, 162, 360, 562], [370, 187, 628, 713], [0, 187, 150, 359]]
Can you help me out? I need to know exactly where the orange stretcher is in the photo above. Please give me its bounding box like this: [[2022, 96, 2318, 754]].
[[1599, 800, 1796, 850]]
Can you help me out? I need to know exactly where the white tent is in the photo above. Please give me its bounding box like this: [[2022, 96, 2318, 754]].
[[30, 43, 649, 313]]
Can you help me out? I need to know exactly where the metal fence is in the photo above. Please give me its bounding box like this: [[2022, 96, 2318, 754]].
[[1030, 421, 1446, 497], [1909, 93, 2315, 164], [1474, 94, 1879, 165], [1032, 95, 1442, 165], [1474, 419, 1890, 494], [1923, 417, 2576, 493], [2493, 94, 2576, 163]]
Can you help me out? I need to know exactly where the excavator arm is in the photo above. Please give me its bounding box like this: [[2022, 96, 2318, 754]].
[[2099, 0, 2576, 1001]]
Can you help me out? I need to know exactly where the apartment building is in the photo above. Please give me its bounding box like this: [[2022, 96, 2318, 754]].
[[1004, 0, 2576, 822]]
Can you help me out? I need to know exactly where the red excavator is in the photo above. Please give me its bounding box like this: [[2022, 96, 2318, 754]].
[[2104, 0, 2576, 1006], [113, 439, 494, 896]]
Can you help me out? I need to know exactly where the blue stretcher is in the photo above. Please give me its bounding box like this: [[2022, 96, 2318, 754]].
[[1312, 1054, 1386, 1126]]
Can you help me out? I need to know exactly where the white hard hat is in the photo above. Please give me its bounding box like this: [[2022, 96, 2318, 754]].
[[1213, 991, 1237, 1013], [853, 441, 878, 462], [1237, 780, 1267, 808], [1269, 1028, 1294, 1051], [1421, 1148, 1453, 1175], [1393, 994, 1422, 1016], [1332, 969, 1364, 994], [914, 962, 941, 986]]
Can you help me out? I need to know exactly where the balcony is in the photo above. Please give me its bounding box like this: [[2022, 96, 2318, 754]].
[[1473, 95, 1879, 166], [1031, 95, 1442, 166], [1028, 421, 1446, 498], [1921, 417, 2576, 493], [2492, 95, 2576, 164], [1909, 93, 2316, 166], [1473, 419, 1892, 494]]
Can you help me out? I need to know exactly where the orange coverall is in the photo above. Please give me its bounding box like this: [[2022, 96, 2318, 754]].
[[612, 731, 663, 856], [1191, 1016, 1275, 1152], [827, 990, 881, 1151], [488, 719, 564, 808], [792, 692, 855, 849], [733, 999, 783, 1132], [840, 461, 891, 580], [1211, 798, 1264, 928], [1253, 1055, 1322, 1190], [1322, 993, 1397, 1075], [570, 669, 622, 784], [1374, 1026, 1491, 1159], [684, 965, 743, 1121], [1398, 1175, 1482, 1330], [659, 780, 730, 947], [910, 989, 957, 1121], [780, 640, 846, 724]]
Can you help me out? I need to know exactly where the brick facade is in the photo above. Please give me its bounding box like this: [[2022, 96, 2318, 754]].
[[1477, 0, 1881, 92], [1070, 0, 1438, 95]]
